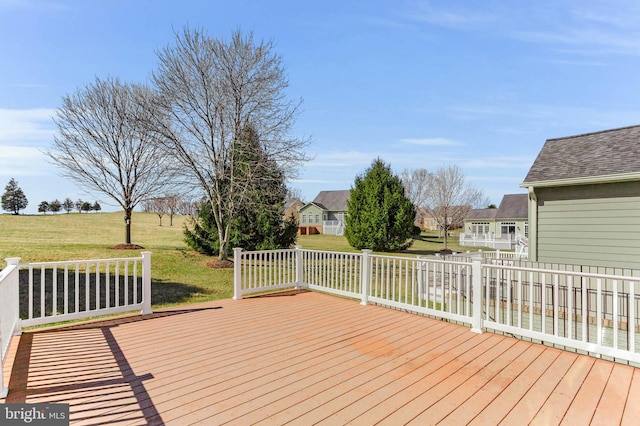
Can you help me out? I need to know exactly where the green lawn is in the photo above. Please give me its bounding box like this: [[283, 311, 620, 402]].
[[0, 211, 485, 308]]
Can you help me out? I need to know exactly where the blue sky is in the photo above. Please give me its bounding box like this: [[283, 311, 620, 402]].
[[2, 0, 640, 213]]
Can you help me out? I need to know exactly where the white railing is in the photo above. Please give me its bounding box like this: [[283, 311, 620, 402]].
[[0, 258, 21, 398], [322, 220, 344, 236], [233, 247, 640, 364], [233, 248, 300, 299], [302, 249, 362, 298], [18, 252, 152, 327], [460, 233, 518, 250], [481, 263, 640, 362]]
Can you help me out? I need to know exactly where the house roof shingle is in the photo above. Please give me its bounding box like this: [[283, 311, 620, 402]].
[[496, 193, 528, 219], [311, 190, 350, 212], [465, 194, 528, 221], [522, 125, 640, 184], [465, 208, 498, 220]]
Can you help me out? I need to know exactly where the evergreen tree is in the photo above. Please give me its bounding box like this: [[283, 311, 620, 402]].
[[38, 201, 50, 214], [345, 158, 415, 251], [49, 199, 62, 213], [62, 198, 74, 213], [1, 178, 28, 215], [184, 125, 298, 255]]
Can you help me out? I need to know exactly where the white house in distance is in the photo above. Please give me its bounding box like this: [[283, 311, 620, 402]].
[[460, 193, 528, 250]]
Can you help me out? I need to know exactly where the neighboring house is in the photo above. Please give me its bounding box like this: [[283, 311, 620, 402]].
[[418, 206, 469, 231], [461, 193, 528, 250], [521, 125, 640, 268], [464, 194, 528, 237], [283, 198, 304, 222], [298, 190, 350, 235]]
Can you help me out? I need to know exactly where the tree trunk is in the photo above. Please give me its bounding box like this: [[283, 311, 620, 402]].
[[443, 225, 449, 249], [218, 221, 233, 260], [124, 209, 132, 244]]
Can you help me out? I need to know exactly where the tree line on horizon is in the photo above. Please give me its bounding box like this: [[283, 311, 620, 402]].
[[0, 177, 104, 215]]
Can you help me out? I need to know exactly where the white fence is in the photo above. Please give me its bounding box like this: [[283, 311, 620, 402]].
[[0, 258, 21, 398], [233, 247, 640, 364], [0, 252, 152, 397], [459, 233, 517, 250], [19, 252, 152, 327], [322, 220, 344, 236]]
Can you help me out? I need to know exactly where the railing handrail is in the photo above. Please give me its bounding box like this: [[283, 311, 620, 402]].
[[19, 254, 146, 268], [483, 262, 640, 282], [233, 247, 640, 364]]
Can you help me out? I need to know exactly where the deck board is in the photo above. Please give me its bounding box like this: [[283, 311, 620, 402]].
[[2, 290, 639, 425]]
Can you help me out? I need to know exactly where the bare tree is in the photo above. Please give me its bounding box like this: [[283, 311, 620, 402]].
[[47, 77, 174, 244], [151, 27, 310, 259], [177, 197, 199, 217], [400, 168, 431, 209], [164, 194, 179, 226], [424, 165, 486, 248], [400, 168, 431, 228], [142, 197, 168, 226]]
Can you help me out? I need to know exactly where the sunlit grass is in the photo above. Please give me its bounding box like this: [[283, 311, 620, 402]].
[[0, 211, 233, 307]]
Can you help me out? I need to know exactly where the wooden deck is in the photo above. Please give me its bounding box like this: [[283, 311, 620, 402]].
[[2, 289, 640, 425]]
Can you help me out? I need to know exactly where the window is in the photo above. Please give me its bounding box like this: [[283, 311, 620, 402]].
[[524, 222, 529, 238], [500, 222, 516, 236], [315, 214, 320, 224], [472, 222, 489, 235], [301, 214, 306, 224]]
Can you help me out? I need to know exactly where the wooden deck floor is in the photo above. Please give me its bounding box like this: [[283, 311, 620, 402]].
[[2, 290, 640, 425]]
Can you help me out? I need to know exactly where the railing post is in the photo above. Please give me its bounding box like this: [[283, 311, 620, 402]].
[[1, 257, 21, 398], [5, 258, 22, 336], [471, 258, 483, 333], [233, 248, 243, 300], [360, 250, 372, 306], [417, 256, 424, 303], [295, 245, 304, 290], [141, 252, 152, 314]]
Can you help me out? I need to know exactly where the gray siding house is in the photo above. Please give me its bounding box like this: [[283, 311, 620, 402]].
[[521, 125, 640, 268], [298, 190, 350, 235]]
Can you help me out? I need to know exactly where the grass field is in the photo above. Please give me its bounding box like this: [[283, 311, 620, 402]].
[[0, 211, 483, 308]]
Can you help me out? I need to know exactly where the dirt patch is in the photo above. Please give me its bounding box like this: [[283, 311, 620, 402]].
[[110, 243, 145, 250], [206, 259, 234, 269]]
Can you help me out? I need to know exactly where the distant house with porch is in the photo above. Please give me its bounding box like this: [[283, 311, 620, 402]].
[[298, 190, 350, 235], [521, 125, 640, 268], [461, 193, 528, 250]]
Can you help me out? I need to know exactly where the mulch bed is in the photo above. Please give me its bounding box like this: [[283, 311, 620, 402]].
[[206, 259, 234, 269], [110, 244, 145, 250]]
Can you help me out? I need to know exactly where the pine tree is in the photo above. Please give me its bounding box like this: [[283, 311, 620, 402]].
[[1, 178, 29, 215], [62, 198, 74, 213], [184, 125, 297, 255], [345, 158, 415, 251]]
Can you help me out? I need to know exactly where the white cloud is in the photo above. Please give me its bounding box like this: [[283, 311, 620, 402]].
[[0, 108, 56, 145], [0, 146, 48, 176]]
